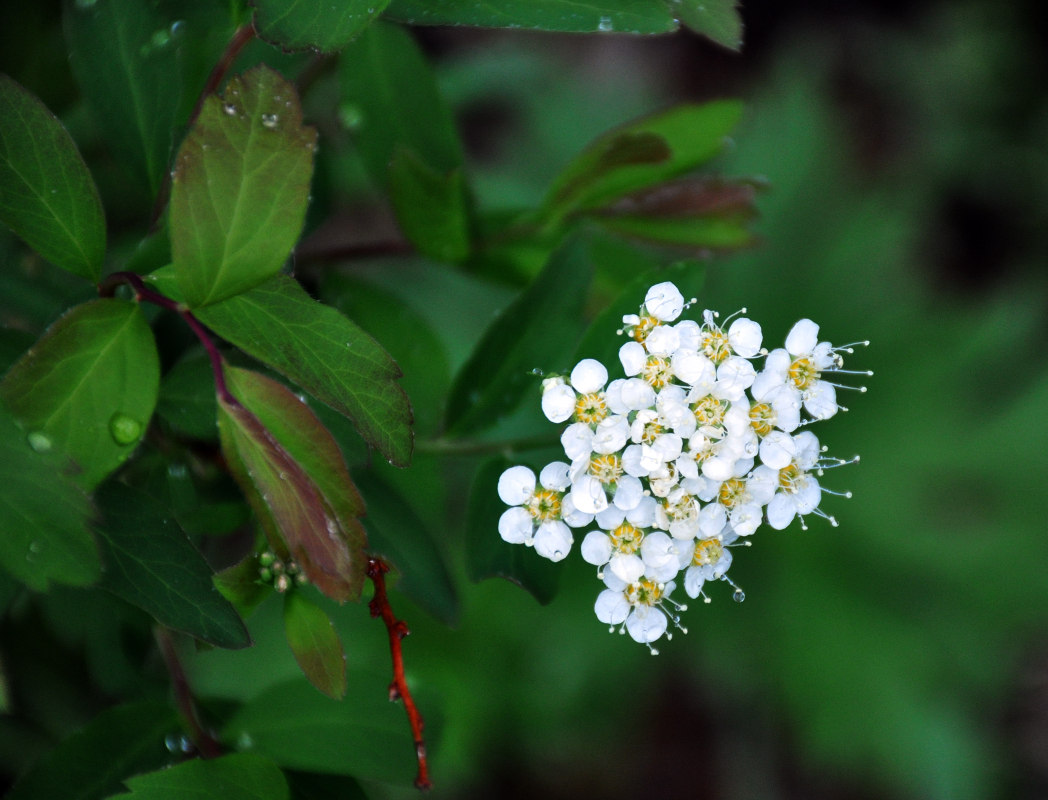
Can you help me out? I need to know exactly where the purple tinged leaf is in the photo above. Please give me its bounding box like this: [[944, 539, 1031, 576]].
[[217, 367, 367, 602]]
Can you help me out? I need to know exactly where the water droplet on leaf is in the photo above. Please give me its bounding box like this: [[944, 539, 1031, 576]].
[[27, 431, 52, 453], [337, 104, 363, 130], [597, 15, 613, 31], [261, 113, 279, 129], [109, 412, 143, 445], [223, 102, 238, 116], [732, 588, 746, 602]]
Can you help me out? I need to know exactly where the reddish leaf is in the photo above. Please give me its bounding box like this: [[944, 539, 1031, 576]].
[[217, 369, 367, 602]]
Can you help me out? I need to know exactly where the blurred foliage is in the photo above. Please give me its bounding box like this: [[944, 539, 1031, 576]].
[[2, 0, 1047, 799]]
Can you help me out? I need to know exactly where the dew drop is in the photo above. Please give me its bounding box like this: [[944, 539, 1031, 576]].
[[597, 15, 613, 31], [236, 732, 255, 750], [170, 19, 186, 38], [223, 102, 238, 116], [732, 588, 746, 603], [261, 113, 279, 129], [27, 431, 52, 453], [109, 412, 143, 446], [337, 103, 363, 130], [167, 462, 188, 479]]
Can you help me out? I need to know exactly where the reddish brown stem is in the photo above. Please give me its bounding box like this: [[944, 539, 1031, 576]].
[[149, 23, 257, 230], [99, 271, 238, 406], [155, 627, 223, 759], [367, 557, 431, 791]]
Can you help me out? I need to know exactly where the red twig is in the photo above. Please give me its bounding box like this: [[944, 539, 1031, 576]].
[[367, 557, 431, 791]]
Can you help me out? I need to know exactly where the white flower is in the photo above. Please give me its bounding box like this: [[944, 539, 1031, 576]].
[[765, 431, 849, 530], [594, 572, 684, 651], [497, 463, 588, 560], [682, 531, 737, 599], [644, 282, 685, 322], [540, 358, 611, 424]]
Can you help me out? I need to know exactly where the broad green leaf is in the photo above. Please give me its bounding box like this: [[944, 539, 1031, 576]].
[[63, 0, 182, 198], [195, 275, 412, 467], [214, 554, 271, 618], [443, 235, 593, 435], [283, 591, 346, 699], [252, 0, 391, 52], [319, 274, 451, 438], [384, 0, 678, 33], [171, 65, 317, 307], [222, 677, 416, 784], [0, 299, 160, 489], [5, 701, 178, 800], [466, 457, 560, 604], [388, 147, 471, 262], [354, 468, 458, 626], [0, 75, 105, 281], [108, 753, 289, 800], [0, 406, 99, 590], [93, 482, 251, 649], [339, 21, 463, 185], [539, 101, 745, 227], [671, 0, 743, 50], [217, 372, 366, 602]]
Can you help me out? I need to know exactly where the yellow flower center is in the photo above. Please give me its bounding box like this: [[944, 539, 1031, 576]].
[[718, 477, 746, 509], [788, 356, 819, 390], [642, 355, 673, 389], [693, 395, 728, 428], [589, 453, 623, 485], [632, 315, 660, 343], [640, 418, 665, 444], [526, 489, 562, 521], [778, 464, 802, 494], [749, 402, 775, 437], [610, 522, 644, 554], [575, 391, 608, 425], [691, 537, 724, 567], [625, 577, 663, 607], [701, 329, 732, 365], [662, 493, 698, 524]]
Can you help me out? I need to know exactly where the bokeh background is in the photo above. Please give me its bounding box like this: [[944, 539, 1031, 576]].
[[2, 1, 1047, 798]]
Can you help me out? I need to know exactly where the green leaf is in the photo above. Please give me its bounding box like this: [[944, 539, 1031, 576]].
[[0, 74, 105, 281], [108, 753, 290, 800], [252, 0, 391, 52], [156, 348, 218, 440], [221, 677, 416, 784], [195, 275, 413, 467], [0, 299, 160, 490], [0, 406, 99, 590], [672, 0, 743, 50], [388, 147, 471, 262], [383, 0, 678, 33], [93, 482, 251, 649], [354, 468, 459, 626], [466, 457, 560, 604], [63, 0, 183, 198], [539, 101, 745, 227], [443, 234, 593, 435], [171, 65, 317, 307], [339, 21, 463, 185], [5, 701, 178, 800], [217, 369, 367, 603], [283, 591, 346, 699]]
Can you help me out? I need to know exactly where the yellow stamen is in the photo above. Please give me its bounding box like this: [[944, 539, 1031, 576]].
[[642, 355, 673, 389], [788, 356, 819, 390], [701, 329, 732, 365], [526, 489, 562, 521], [693, 395, 728, 428], [718, 477, 746, 509], [575, 391, 608, 425], [632, 315, 660, 343], [749, 402, 774, 437], [778, 464, 801, 493], [610, 522, 644, 554], [589, 453, 623, 485], [691, 537, 724, 567], [625, 577, 663, 607]]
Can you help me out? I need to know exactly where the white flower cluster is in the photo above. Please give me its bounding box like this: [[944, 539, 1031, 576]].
[[497, 281, 870, 653]]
